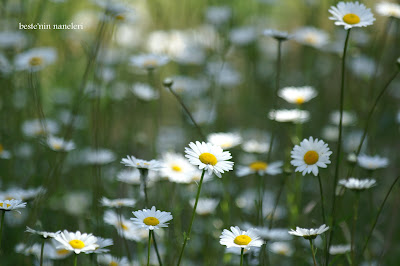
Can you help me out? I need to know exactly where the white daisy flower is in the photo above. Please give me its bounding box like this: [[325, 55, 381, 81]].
[[121, 155, 164, 171], [329, 244, 351, 255], [375, 2, 400, 18], [329, 1, 375, 30], [46, 136, 75, 152], [207, 132, 242, 149], [291, 137, 333, 176], [185, 141, 234, 178], [229, 26, 257, 46], [53, 230, 99, 254], [130, 54, 169, 70], [91, 237, 113, 254], [131, 206, 173, 230], [278, 86, 318, 105], [22, 119, 59, 137], [293, 27, 329, 48], [268, 109, 310, 124], [236, 161, 283, 177], [14, 47, 57, 71], [116, 169, 141, 185], [257, 228, 294, 241], [330, 110, 357, 126], [268, 242, 294, 256], [97, 254, 130, 266], [205, 6, 232, 26], [219, 226, 264, 250], [161, 152, 196, 184], [82, 148, 116, 165], [0, 187, 45, 201], [357, 154, 389, 170], [131, 83, 159, 101], [263, 29, 292, 41], [100, 197, 136, 208], [104, 210, 143, 241], [288, 224, 329, 239], [241, 140, 269, 154], [0, 199, 27, 213], [25, 226, 60, 239], [189, 198, 219, 215], [339, 178, 377, 190]]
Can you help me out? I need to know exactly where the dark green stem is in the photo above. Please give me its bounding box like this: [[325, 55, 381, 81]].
[[317, 174, 326, 224], [147, 230, 152, 266], [0, 211, 5, 251], [176, 169, 205, 266], [240, 248, 244, 266], [74, 254, 78, 266], [309, 239, 317, 266], [40, 239, 45, 266], [268, 173, 287, 229], [351, 192, 360, 265], [152, 230, 163, 266]]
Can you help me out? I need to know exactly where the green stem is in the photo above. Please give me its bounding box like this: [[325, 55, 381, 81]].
[[74, 254, 78, 266], [240, 247, 244, 266], [351, 192, 360, 266], [152, 230, 163, 266], [268, 173, 288, 229], [140, 169, 149, 208], [361, 176, 400, 255], [309, 239, 317, 266], [40, 239, 45, 266], [147, 230, 152, 266], [258, 173, 264, 226], [0, 211, 5, 251], [317, 174, 326, 224], [327, 28, 351, 265], [176, 169, 205, 266], [117, 209, 132, 262]]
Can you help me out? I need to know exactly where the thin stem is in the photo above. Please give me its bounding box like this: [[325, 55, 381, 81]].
[[74, 254, 78, 266], [40, 239, 45, 266], [268, 173, 288, 229], [351, 192, 360, 266], [258, 173, 264, 226], [347, 69, 400, 177], [327, 28, 351, 265], [309, 239, 317, 266], [147, 230, 152, 266], [140, 169, 149, 207], [317, 174, 326, 224], [0, 211, 5, 251], [152, 230, 163, 266], [117, 209, 132, 262], [240, 247, 244, 266], [176, 169, 206, 266], [361, 176, 400, 254], [164, 83, 206, 141]]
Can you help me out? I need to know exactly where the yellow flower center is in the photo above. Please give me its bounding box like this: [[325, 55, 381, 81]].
[[110, 262, 119, 266], [199, 152, 217, 166], [295, 97, 305, 105], [249, 161, 268, 171], [304, 150, 319, 165], [29, 56, 43, 66], [0, 144, 3, 154], [118, 222, 129, 231], [143, 216, 160, 226], [56, 249, 70, 255], [143, 59, 158, 69], [305, 35, 317, 45], [52, 143, 62, 150], [172, 165, 182, 172], [115, 14, 125, 21], [220, 142, 232, 148], [343, 13, 360, 25], [69, 239, 85, 249], [0, 203, 11, 208], [234, 235, 252, 245], [278, 249, 288, 255]]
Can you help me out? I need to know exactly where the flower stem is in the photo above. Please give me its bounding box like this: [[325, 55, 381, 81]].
[[40, 239, 45, 266], [268, 172, 288, 229], [257, 173, 264, 226], [309, 239, 317, 266], [152, 230, 163, 266], [117, 209, 132, 262], [240, 247, 244, 266], [74, 254, 78, 266], [0, 211, 5, 251], [147, 230, 152, 266], [317, 174, 326, 224], [176, 169, 205, 266], [351, 192, 360, 266], [327, 28, 351, 265], [140, 169, 149, 207], [362, 176, 400, 255]]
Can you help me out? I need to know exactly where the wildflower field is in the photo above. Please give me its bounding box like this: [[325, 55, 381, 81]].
[[1, 0, 400, 265]]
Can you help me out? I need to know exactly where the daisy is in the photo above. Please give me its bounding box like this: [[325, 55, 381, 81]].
[[288, 224, 329, 239], [22, 119, 59, 137], [339, 178, 376, 190], [185, 141, 234, 178], [116, 169, 141, 185], [100, 197, 136, 208], [97, 254, 130, 266], [278, 86, 318, 105], [241, 140, 269, 154], [236, 161, 283, 177], [0, 186, 45, 201], [329, 244, 351, 255], [268, 109, 310, 124], [25, 226, 60, 239], [82, 148, 116, 165], [263, 29, 292, 41], [293, 27, 329, 48], [205, 6, 232, 26], [0, 199, 27, 213], [104, 210, 143, 241], [160, 152, 196, 183], [131, 83, 159, 101], [330, 110, 357, 126], [130, 53, 169, 70], [121, 155, 164, 171], [357, 154, 389, 170], [207, 132, 242, 149], [14, 47, 57, 71], [91, 237, 113, 254], [189, 198, 219, 215], [257, 228, 293, 241], [291, 137, 333, 176], [229, 26, 257, 46], [131, 206, 173, 230], [375, 2, 400, 18], [53, 230, 99, 254], [329, 1, 375, 30], [219, 226, 264, 250], [45, 135, 75, 152], [268, 242, 294, 256]]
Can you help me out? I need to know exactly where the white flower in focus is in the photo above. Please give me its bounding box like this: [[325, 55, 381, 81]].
[[25, 226, 60, 239], [357, 154, 389, 170], [220, 226, 264, 250], [278, 86, 317, 105], [207, 132, 242, 149], [293, 27, 329, 48], [91, 237, 113, 254], [288, 224, 329, 239], [185, 141, 234, 178], [375, 2, 400, 18], [329, 1, 375, 30], [0, 199, 27, 213], [236, 161, 283, 177], [339, 178, 377, 190], [131, 206, 173, 230], [291, 137, 332, 176], [53, 230, 99, 254], [268, 109, 310, 124]]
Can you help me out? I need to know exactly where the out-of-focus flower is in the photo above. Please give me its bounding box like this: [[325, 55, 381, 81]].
[[130, 54, 169, 70], [121, 156, 163, 171], [339, 178, 377, 190], [25, 227, 60, 239], [236, 161, 283, 176], [375, 2, 400, 18], [330, 110, 357, 126], [46, 136, 75, 152], [205, 6, 231, 26], [131, 83, 159, 101], [241, 140, 269, 154], [357, 154, 389, 170], [263, 29, 292, 41], [268, 109, 310, 124], [14, 47, 57, 72], [293, 27, 329, 48], [229, 26, 257, 46], [161, 152, 196, 183], [329, 244, 351, 255], [100, 197, 136, 208], [268, 242, 294, 256], [189, 198, 219, 215], [22, 119, 59, 137], [207, 132, 242, 149], [278, 86, 317, 105], [104, 210, 143, 241], [97, 254, 130, 266]]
